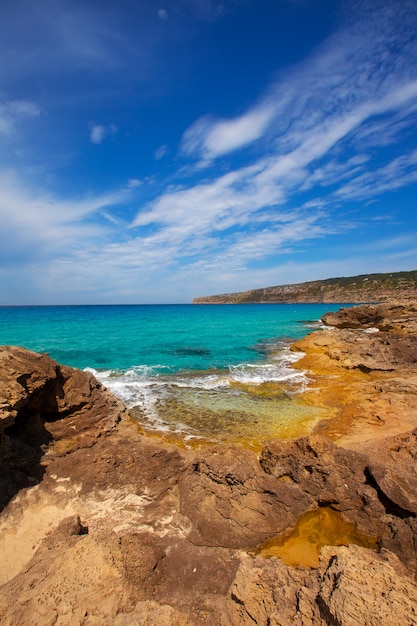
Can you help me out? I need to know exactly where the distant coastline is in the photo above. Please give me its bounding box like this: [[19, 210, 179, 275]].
[[193, 270, 417, 304]]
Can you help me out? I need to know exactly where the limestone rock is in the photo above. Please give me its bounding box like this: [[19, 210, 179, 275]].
[[322, 302, 417, 334], [261, 436, 377, 520], [0, 518, 166, 626], [0, 345, 127, 438], [179, 444, 313, 548], [293, 328, 417, 372], [317, 545, 417, 626], [193, 270, 417, 304], [113, 602, 196, 626], [260, 434, 417, 574], [368, 462, 417, 516], [228, 545, 417, 626], [290, 307, 417, 448], [0, 345, 128, 510], [228, 554, 320, 625], [0, 511, 239, 626], [362, 429, 417, 518]]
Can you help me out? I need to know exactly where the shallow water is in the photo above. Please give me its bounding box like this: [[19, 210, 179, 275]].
[[0, 303, 349, 445], [255, 507, 378, 567]]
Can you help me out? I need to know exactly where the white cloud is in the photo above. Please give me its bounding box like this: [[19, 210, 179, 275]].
[[181, 104, 275, 160], [154, 144, 169, 160], [0, 99, 40, 135], [123, 0, 417, 301], [335, 150, 417, 200], [90, 123, 117, 144], [133, 73, 417, 247], [158, 8, 168, 20], [127, 178, 142, 188], [180, 1, 417, 169], [0, 170, 127, 266]]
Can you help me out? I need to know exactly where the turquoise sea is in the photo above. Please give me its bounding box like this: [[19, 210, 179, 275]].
[[0, 303, 348, 445]]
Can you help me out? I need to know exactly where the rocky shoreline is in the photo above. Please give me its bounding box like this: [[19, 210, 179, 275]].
[[1, 303, 417, 625]]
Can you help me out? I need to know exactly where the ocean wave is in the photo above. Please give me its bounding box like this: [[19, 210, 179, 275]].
[[85, 345, 309, 432]]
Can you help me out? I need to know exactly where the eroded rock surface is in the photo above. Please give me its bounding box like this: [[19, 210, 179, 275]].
[[322, 302, 417, 334], [291, 304, 417, 446], [0, 345, 129, 510], [179, 444, 312, 548], [229, 546, 417, 626]]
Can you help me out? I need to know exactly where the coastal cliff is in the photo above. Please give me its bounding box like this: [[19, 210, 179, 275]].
[[193, 269, 417, 304], [1, 302, 417, 624]]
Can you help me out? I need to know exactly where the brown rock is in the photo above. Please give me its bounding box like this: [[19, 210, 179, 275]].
[[317, 545, 417, 626], [0, 518, 166, 626], [293, 328, 417, 372], [261, 436, 375, 515], [179, 444, 313, 548], [0, 345, 128, 510], [364, 430, 417, 521], [260, 435, 417, 574], [228, 555, 320, 625], [113, 602, 196, 626], [322, 302, 417, 334], [260, 436, 390, 542], [0, 511, 239, 625], [228, 545, 417, 625], [290, 305, 417, 448], [2, 329, 417, 624], [368, 463, 417, 516]]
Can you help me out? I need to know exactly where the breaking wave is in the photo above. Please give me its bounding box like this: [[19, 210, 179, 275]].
[[85, 345, 309, 437]]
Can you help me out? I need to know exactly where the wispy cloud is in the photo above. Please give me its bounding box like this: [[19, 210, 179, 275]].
[[154, 144, 169, 160], [336, 150, 417, 200], [127, 178, 142, 189], [0, 170, 127, 267], [0, 100, 40, 135], [181, 103, 275, 161], [89, 123, 117, 144], [133, 0, 417, 236]]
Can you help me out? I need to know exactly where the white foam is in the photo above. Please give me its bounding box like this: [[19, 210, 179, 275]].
[[229, 351, 307, 388], [85, 345, 309, 431]]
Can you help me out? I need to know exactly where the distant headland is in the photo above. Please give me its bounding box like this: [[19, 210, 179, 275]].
[[193, 269, 417, 304]]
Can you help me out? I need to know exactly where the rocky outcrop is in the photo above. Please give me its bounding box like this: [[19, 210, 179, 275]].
[[2, 300, 417, 624], [229, 546, 417, 625], [290, 304, 417, 446], [0, 345, 128, 511], [179, 445, 312, 549], [322, 301, 417, 334]]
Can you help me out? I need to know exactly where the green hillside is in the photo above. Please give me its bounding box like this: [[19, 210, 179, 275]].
[[193, 270, 417, 304]]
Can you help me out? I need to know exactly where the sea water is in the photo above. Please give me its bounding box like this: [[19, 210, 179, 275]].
[[0, 303, 347, 447]]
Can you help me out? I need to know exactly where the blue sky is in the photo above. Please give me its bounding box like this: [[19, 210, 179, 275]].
[[1, 0, 417, 304]]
